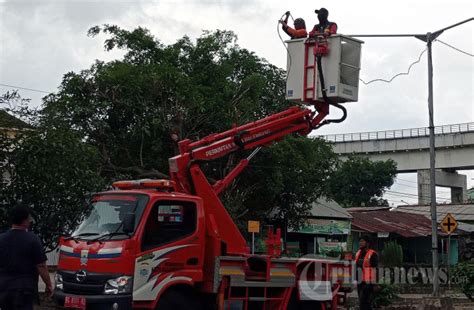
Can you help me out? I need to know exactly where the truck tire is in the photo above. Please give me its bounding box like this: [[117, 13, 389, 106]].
[[155, 289, 203, 310]]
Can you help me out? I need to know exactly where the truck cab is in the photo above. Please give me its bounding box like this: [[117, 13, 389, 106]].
[[54, 180, 206, 309]]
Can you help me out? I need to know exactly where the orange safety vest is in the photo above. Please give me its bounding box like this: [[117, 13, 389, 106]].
[[355, 249, 377, 283]]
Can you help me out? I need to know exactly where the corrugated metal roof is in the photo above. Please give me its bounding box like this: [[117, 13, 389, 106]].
[[309, 198, 352, 219], [347, 207, 391, 212], [349, 210, 434, 237], [457, 221, 474, 233], [395, 204, 474, 222]]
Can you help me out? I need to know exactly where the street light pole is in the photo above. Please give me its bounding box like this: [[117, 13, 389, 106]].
[[349, 17, 473, 297], [426, 32, 440, 296]]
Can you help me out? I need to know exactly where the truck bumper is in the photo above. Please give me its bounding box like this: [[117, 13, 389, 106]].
[[54, 291, 132, 310]]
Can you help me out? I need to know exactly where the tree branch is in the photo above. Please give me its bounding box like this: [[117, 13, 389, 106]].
[[103, 162, 169, 179]]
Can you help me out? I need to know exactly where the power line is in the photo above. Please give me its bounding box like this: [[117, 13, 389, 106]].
[[359, 47, 427, 85], [435, 39, 474, 57], [396, 177, 418, 184], [386, 191, 450, 201], [385, 189, 451, 201], [393, 181, 451, 194], [0, 83, 51, 94]]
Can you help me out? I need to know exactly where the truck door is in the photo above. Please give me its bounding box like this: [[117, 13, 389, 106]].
[[133, 199, 203, 301]]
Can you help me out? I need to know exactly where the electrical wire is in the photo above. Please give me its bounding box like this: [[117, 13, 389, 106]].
[[385, 191, 451, 202], [0, 83, 50, 94], [396, 177, 418, 184], [393, 181, 451, 194], [385, 189, 450, 199], [359, 47, 427, 85], [277, 13, 292, 84], [435, 39, 474, 57], [316, 201, 352, 218]]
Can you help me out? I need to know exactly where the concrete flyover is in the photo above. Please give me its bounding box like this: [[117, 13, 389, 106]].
[[321, 122, 474, 204]]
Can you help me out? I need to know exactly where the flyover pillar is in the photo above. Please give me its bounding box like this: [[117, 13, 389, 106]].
[[417, 169, 467, 204]]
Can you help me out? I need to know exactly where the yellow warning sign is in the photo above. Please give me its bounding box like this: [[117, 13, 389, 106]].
[[248, 221, 260, 233], [440, 213, 457, 235]]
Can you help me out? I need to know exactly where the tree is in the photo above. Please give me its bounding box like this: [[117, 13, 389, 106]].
[[2, 26, 340, 244], [41, 26, 288, 180], [38, 25, 339, 228], [234, 136, 338, 230], [329, 155, 397, 208], [0, 128, 105, 251]]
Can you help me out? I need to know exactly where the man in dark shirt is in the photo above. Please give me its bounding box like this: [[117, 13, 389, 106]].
[[309, 7, 338, 37], [355, 235, 378, 310], [0, 205, 53, 310]]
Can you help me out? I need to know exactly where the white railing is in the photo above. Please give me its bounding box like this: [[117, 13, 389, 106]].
[[321, 122, 474, 142]]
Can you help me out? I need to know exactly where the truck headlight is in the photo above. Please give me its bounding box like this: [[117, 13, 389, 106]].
[[55, 273, 63, 290], [104, 276, 133, 294]]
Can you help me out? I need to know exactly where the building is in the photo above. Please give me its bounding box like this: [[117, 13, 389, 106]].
[[0, 110, 31, 182], [396, 203, 474, 263], [349, 205, 474, 265], [349, 207, 437, 265], [468, 188, 474, 202], [286, 198, 352, 257], [0, 109, 30, 138]]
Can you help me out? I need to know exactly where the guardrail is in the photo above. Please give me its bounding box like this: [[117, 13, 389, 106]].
[[321, 122, 474, 142]]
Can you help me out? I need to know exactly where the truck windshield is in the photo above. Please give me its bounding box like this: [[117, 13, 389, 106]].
[[72, 194, 149, 240]]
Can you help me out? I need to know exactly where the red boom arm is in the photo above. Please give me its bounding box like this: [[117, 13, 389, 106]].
[[168, 102, 330, 255]]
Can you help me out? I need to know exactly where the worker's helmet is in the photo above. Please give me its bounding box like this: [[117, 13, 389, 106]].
[[294, 18, 306, 30]]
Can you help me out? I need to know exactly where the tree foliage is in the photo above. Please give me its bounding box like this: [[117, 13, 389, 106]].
[[1, 25, 397, 247], [0, 128, 105, 250], [36, 25, 340, 231], [329, 155, 397, 207], [237, 136, 338, 229], [42, 26, 288, 179], [382, 241, 403, 267]]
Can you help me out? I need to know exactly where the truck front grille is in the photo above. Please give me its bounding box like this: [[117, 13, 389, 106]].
[[59, 270, 122, 295]]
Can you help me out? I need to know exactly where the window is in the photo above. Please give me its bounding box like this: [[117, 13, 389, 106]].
[[142, 200, 197, 251], [73, 194, 148, 240]]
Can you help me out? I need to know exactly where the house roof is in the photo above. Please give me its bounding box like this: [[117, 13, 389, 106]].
[[0, 110, 29, 129], [349, 209, 434, 237], [346, 206, 391, 212], [309, 198, 352, 219], [395, 204, 474, 222], [457, 221, 474, 233]]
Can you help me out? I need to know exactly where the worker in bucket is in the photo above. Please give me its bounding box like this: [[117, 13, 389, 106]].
[[355, 235, 379, 310], [280, 11, 307, 39], [309, 7, 337, 37]]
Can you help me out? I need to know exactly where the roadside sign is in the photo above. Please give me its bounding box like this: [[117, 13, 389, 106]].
[[248, 220, 260, 233], [440, 213, 457, 235]]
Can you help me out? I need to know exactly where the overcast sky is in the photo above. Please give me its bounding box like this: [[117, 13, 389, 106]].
[[1, 0, 473, 204]]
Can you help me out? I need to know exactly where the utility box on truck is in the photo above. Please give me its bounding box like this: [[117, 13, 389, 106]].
[[285, 35, 364, 104]]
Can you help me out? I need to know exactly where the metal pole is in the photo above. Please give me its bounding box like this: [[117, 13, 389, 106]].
[[448, 235, 451, 290], [427, 33, 440, 296], [346, 18, 474, 297], [252, 232, 255, 254]]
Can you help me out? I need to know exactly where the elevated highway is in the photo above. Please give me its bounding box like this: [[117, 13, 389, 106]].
[[321, 122, 474, 204]]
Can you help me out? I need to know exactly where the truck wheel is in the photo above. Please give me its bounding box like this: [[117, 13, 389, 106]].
[[155, 290, 203, 310]]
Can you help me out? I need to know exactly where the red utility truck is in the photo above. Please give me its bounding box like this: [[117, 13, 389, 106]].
[[54, 34, 362, 310]]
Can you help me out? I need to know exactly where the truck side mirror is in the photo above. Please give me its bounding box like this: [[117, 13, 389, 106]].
[[122, 213, 136, 234]]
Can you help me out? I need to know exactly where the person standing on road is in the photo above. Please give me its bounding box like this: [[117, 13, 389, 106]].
[[0, 204, 53, 310], [355, 235, 378, 310]]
